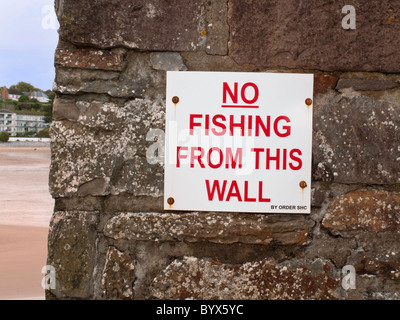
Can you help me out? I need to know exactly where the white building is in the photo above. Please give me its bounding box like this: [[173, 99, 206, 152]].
[[7, 90, 22, 101], [29, 91, 50, 103], [0, 109, 50, 136]]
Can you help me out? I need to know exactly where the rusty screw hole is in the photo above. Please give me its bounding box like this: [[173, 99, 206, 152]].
[[172, 96, 179, 104], [299, 181, 307, 189], [305, 98, 313, 106], [167, 197, 175, 205]]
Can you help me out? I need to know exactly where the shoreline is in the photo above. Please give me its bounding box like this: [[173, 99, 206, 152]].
[[0, 225, 48, 300], [0, 141, 50, 149], [0, 146, 53, 299]]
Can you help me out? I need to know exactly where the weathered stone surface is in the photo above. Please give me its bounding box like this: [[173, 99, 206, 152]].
[[49, 98, 164, 198], [101, 247, 135, 299], [150, 256, 340, 299], [365, 87, 400, 109], [104, 212, 314, 246], [56, 0, 206, 51], [338, 232, 400, 299], [205, 0, 229, 55], [314, 74, 339, 94], [55, 48, 124, 71], [300, 233, 357, 267], [52, 97, 80, 121], [78, 178, 109, 197], [46, 211, 98, 298], [54, 195, 163, 213], [54, 51, 165, 99], [336, 78, 400, 91], [351, 232, 400, 280], [229, 0, 400, 72], [150, 52, 187, 71], [181, 51, 257, 72], [323, 190, 400, 233], [313, 92, 400, 184]]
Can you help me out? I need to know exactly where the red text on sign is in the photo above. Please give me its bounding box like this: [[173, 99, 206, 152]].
[[222, 82, 259, 108], [189, 114, 291, 137], [205, 180, 271, 203]]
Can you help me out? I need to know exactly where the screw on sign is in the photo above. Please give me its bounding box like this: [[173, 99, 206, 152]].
[[172, 96, 179, 104], [299, 181, 307, 189], [167, 197, 175, 207]]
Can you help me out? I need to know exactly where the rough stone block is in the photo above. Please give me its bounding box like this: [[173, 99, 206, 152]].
[[314, 74, 339, 94], [49, 99, 164, 198], [351, 232, 400, 280], [323, 189, 400, 233], [52, 97, 80, 121], [101, 247, 136, 299], [103, 212, 314, 246], [150, 52, 187, 71], [336, 78, 400, 91], [229, 0, 400, 72], [54, 52, 165, 99], [300, 233, 357, 267], [313, 92, 400, 184], [150, 256, 340, 299], [46, 211, 98, 298], [55, 48, 124, 71], [56, 0, 206, 51]]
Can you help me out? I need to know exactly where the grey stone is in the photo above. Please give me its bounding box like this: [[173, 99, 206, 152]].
[[53, 97, 80, 121], [365, 87, 400, 109], [78, 178, 109, 197], [300, 233, 357, 267], [150, 52, 187, 71], [150, 256, 340, 299], [228, 0, 400, 72], [49, 98, 164, 198], [103, 212, 314, 246], [55, 195, 164, 213], [46, 211, 98, 298], [336, 78, 400, 91], [313, 92, 400, 184], [54, 52, 165, 99]]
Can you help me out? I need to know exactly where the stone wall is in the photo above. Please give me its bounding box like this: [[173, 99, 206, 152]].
[[47, 0, 400, 299]]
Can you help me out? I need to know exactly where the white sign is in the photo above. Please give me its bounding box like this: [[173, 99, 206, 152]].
[[164, 71, 313, 214]]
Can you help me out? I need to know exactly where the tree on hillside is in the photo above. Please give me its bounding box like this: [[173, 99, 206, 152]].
[[9, 81, 40, 93], [18, 94, 30, 102]]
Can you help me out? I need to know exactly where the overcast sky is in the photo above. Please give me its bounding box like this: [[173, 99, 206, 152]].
[[0, 0, 59, 91]]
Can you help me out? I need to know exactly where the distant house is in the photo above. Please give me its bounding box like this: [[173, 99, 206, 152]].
[[8, 89, 23, 101], [0, 109, 50, 136], [28, 91, 50, 103], [0, 85, 50, 102]]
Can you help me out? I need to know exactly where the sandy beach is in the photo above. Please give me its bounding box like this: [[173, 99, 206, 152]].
[[0, 142, 53, 299]]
